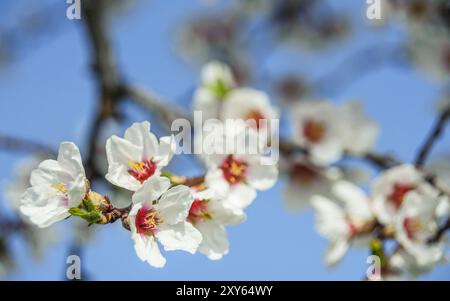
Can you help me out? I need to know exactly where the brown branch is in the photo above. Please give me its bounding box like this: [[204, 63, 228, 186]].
[[81, 0, 123, 179], [120, 84, 193, 127], [428, 217, 450, 244], [0, 134, 55, 156], [279, 138, 308, 157], [361, 152, 401, 170], [0, 215, 28, 236], [415, 105, 450, 168]]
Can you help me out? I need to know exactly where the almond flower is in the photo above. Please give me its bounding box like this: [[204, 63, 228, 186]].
[[394, 190, 445, 268], [20, 142, 88, 228], [290, 100, 378, 165], [291, 100, 345, 165], [203, 122, 278, 209], [220, 87, 279, 138], [389, 249, 445, 278], [407, 18, 450, 82], [282, 155, 371, 212], [282, 157, 340, 212], [338, 101, 379, 156], [5, 155, 46, 212], [188, 186, 246, 260], [371, 164, 441, 227], [4, 155, 60, 258], [193, 61, 236, 120], [129, 176, 202, 268], [105, 121, 175, 194], [311, 181, 375, 266]]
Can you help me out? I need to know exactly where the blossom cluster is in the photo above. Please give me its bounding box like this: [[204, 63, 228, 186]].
[[16, 62, 280, 268], [9, 60, 450, 279]]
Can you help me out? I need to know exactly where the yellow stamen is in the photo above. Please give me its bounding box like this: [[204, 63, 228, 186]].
[[51, 182, 68, 193], [128, 160, 145, 172], [146, 210, 161, 228], [230, 162, 245, 176]]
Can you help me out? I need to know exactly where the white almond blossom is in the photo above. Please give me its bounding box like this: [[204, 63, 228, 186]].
[[193, 61, 236, 120], [282, 156, 341, 212], [105, 121, 175, 194], [188, 187, 246, 260], [4, 155, 45, 212], [290, 100, 378, 165], [338, 101, 379, 156], [371, 164, 440, 226], [220, 87, 279, 138], [282, 153, 371, 213], [129, 176, 202, 268], [291, 100, 346, 165], [3, 155, 60, 258], [390, 249, 446, 278], [406, 18, 450, 82], [19, 142, 88, 228], [394, 190, 445, 268], [203, 122, 278, 209], [311, 181, 374, 266]]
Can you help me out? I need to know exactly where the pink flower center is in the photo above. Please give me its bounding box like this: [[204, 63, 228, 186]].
[[303, 119, 326, 143], [347, 221, 358, 237], [51, 182, 69, 206], [135, 206, 162, 236], [388, 183, 415, 209], [188, 199, 211, 224], [245, 110, 266, 129], [291, 163, 318, 184], [220, 155, 247, 185], [128, 159, 157, 183], [403, 217, 421, 240]]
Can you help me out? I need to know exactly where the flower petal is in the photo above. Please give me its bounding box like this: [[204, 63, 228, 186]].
[[246, 162, 278, 191], [124, 121, 159, 159], [223, 184, 257, 210], [157, 185, 193, 224], [156, 221, 202, 254], [324, 239, 349, 267], [196, 220, 229, 260], [154, 135, 176, 167], [208, 200, 246, 225], [132, 234, 166, 268], [57, 142, 86, 179], [132, 176, 171, 205]]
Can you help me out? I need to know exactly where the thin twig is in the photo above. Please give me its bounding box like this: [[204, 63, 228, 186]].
[[415, 106, 450, 168], [361, 152, 401, 170], [428, 217, 450, 244], [0, 134, 55, 156], [120, 84, 193, 126], [81, 0, 123, 179]]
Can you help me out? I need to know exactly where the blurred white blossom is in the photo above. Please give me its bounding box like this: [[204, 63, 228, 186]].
[[20, 142, 88, 228]]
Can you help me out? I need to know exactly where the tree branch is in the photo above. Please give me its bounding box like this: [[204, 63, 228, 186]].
[[415, 105, 450, 168], [428, 217, 450, 244], [120, 84, 193, 126], [81, 0, 123, 179], [0, 134, 55, 155]]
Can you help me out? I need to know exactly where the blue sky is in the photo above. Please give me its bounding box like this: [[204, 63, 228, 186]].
[[0, 0, 449, 280]]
